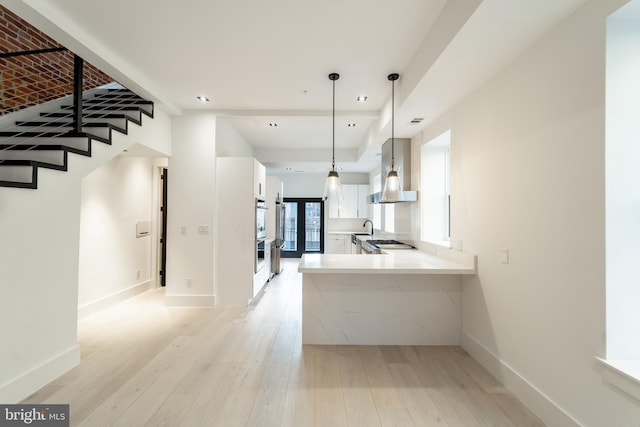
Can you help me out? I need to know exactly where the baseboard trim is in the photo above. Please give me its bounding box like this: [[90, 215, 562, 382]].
[[164, 294, 215, 307], [78, 281, 152, 320], [0, 345, 80, 403], [461, 331, 580, 427]]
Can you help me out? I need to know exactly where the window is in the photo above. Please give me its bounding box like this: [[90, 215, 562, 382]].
[[600, 0, 640, 400], [421, 130, 451, 246]]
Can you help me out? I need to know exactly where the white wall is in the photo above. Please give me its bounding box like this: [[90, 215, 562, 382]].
[[214, 158, 256, 306], [0, 105, 171, 403], [165, 112, 217, 306], [77, 155, 158, 317], [216, 117, 255, 157], [0, 176, 82, 403], [419, 0, 640, 425]]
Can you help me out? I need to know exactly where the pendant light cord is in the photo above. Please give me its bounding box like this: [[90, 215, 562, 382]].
[[391, 76, 395, 171], [332, 77, 336, 172], [328, 73, 339, 172], [387, 73, 399, 171]]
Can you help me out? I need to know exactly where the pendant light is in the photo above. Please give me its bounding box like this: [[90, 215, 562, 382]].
[[323, 73, 343, 201], [381, 73, 403, 203]]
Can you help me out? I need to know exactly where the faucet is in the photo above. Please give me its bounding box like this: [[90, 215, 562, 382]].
[[362, 219, 374, 235]]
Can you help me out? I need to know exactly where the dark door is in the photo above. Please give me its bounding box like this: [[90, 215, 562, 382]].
[[159, 168, 168, 286], [282, 198, 324, 258]]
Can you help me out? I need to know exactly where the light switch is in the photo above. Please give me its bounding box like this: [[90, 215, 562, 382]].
[[181, 226, 187, 235], [500, 249, 509, 264]]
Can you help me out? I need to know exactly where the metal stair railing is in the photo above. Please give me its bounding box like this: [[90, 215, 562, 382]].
[[0, 47, 153, 188]]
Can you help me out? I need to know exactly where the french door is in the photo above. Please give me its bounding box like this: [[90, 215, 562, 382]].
[[282, 198, 324, 258]]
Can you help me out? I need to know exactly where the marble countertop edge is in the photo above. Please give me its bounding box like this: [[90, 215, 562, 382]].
[[298, 252, 476, 275]]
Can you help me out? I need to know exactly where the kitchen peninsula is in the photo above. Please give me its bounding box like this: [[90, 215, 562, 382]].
[[298, 247, 476, 345]]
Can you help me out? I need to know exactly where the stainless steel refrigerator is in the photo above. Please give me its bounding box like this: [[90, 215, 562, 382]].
[[271, 200, 285, 276]]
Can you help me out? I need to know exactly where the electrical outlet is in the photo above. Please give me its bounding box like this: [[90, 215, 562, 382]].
[[186, 278, 192, 288], [198, 225, 209, 234], [136, 270, 141, 280], [181, 226, 187, 235]]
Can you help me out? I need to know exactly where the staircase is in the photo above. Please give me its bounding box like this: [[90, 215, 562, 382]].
[[0, 88, 154, 189]]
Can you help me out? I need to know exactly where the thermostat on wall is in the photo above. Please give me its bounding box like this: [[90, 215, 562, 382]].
[[136, 220, 151, 238]]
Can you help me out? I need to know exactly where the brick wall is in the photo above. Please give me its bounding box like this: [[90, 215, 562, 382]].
[[0, 5, 114, 115]]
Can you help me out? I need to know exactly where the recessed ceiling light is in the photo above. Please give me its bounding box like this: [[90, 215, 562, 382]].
[[269, 123, 278, 127], [197, 96, 210, 102], [357, 96, 368, 102], [347, 123, 356, 127]]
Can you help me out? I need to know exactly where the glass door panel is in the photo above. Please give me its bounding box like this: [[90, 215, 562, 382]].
[[283, 201, 298, 253], [305, 202, 321, 252], [282, 198, 324, 258]]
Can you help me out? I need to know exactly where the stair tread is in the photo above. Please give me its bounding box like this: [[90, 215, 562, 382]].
[[0, 131, 108, 145], [0, 159, 33, 165], [0, 131, 90, 138], [0, 158, 67, 170], [41, 113, 142, 125], [42, 112, 133, 118], [0, 144, 78, 150], [58, 106, 153, 119], [16, 121, 112, 127], [84, 98, 151, 103], [61, 105, 147, 110]]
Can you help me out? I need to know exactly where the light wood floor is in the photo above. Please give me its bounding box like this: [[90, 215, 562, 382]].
[[24, 259, 545, 426]]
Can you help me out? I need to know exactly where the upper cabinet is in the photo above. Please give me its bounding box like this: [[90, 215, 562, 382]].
[[254, 160, 266, 198], [356, 184, 369, 219], [328, 184, 370, 219]]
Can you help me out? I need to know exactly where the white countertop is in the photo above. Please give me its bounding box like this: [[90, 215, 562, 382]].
[[298, 249, 476, 275]]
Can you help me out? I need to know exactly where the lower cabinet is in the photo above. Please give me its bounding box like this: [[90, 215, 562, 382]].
[[325, 234, 349, 254], [253, 241, 271, 297]]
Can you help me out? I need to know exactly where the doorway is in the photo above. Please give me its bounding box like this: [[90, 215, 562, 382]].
[[282, 198, 324, 258], [158, 167, 168, 286]]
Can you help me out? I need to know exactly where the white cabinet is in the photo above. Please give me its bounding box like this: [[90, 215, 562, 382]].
[[340, 186, 358, 218], [253, 241, 271, 297], [325, 234, 349, 254], [357, 184, 370, 219], [215, 157, 268, 306], [328, 197, 339, 218], [328, 184, 370, 219], [254, 160, 266, 198], [351, 237, 362, 254]]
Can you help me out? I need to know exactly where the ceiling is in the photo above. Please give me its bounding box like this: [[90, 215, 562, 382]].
[[3, 0, 589, 174]]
